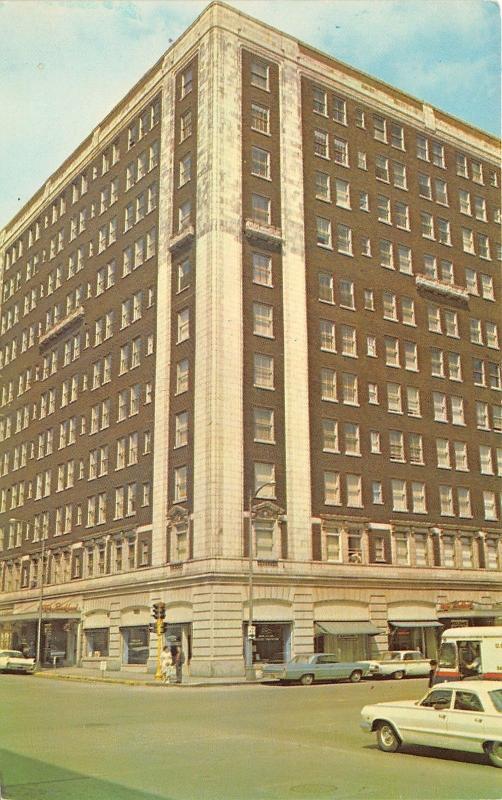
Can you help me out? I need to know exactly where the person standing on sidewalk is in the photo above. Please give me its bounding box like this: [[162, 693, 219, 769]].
[[160, 647, 174, 685], [174, 646, 185, 684]]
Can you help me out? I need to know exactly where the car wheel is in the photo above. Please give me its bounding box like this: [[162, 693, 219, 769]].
[[376, 722, 401, 753], [349, 670, 363, 683], [392, 670, 405, 680], [300, 673, 314, 686], [486, 742, 502, 768]]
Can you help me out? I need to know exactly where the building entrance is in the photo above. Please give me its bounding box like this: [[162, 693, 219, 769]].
[[244, 622, 292, 664]]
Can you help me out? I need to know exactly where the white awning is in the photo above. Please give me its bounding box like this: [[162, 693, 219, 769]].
[[390, 621, 443, 628]]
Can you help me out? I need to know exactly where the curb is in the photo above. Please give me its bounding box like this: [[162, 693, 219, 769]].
[[33, 671, 259, 689]]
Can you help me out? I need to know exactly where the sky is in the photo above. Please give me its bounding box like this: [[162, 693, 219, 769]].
[[0, 0, 500, 229]]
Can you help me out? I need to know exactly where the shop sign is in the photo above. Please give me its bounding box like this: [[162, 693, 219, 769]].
[[14, 600, 80, 615], [437, 601, 474, 612]]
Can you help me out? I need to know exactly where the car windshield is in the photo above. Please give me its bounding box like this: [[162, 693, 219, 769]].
[[290, 655, 315, 664], [489, 690, 502, 712]]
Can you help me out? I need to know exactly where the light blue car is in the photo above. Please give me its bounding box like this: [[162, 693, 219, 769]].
[[261, 653, 375, 685]]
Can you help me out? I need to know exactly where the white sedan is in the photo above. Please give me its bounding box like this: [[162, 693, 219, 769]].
[[0, 649, 36, 674], [361, 681, 502, 768]]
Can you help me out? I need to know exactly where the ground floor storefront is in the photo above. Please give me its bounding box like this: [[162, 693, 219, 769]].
[[0, 580, 500, 675]]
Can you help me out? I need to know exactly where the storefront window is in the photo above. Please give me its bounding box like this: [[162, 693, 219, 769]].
[[85, 628, 109, 657], [122, 626, 149, 665]]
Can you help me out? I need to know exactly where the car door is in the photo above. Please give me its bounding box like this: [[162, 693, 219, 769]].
[[444, 690, 487, 754], [400, 689, 452, 747], [315, 655, 334, 680]]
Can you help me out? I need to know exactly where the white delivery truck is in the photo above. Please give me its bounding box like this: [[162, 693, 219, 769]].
[[435, 626, 502, 683]]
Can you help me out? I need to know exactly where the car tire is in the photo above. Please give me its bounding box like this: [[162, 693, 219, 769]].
[[376, 722, 401, 753], [349, 670, 363, 683], [486, 742, 502, 768], [300, 673, 314, 686], [392, 670, 405, 680]]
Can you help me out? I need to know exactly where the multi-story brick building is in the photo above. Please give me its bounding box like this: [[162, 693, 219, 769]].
[[0, 2, 500, 675]]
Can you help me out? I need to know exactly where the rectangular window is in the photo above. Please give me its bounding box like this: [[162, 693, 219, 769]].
[[251, 194, 270, 225], [180, 66, 193, 98], [334, 178, 350, 208], [322, 419, 338, 452], [391, 479, 407, 511], [321, 368, 337, 402], [314, 129, 329, 158], [316, 216, 332, 248], [387, 383, 402, 413], [346, 474, 362, 508], [439, 485, 454, 516], [390, 123, 404, 150], [176, 359, 189, 394], [315, 171, 330, 201], [251, 103, 269, 134], [412, 482, 426, 514], [253, 303, 273, 337], [254, 407, 274, 443], [333, 96, 347, 124], [373, 115, 386, 142], [416, 135, 429, 161], [175, 412, 188, 448], [377, 195, 391, 223], [251, 146, 270, 179], [324, 471, 340, 505], [253, 462, 275, 497], [251, 59, 269, 90], [312, 86, 327, 116], [336, 224, 352, 254], [432, 141, 445, 168], [177, 308, 189, 343], [174, 466, 187, 502], [375, 155, 389, 182], [333, 137, 348, 166], [320, 319, 336, 352], [341, 373, 358, 405], [253, 252, 272, 286], [254, 353, 274, 390], [318, 272, 334, 303]]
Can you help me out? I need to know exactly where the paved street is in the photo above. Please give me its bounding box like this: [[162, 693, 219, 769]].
[[1, 676, 500, 800]]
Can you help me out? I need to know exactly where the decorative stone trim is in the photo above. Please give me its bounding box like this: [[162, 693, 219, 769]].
[[251, 501, 285, 520], [169, 224, 195, 253], [415, 275, 469, 302], [244, 219, 283, 250], [38, 305, 85, 349]]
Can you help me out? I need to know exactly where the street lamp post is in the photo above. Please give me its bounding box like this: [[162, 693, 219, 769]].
[[245, 481, 275, 682], [35, 536, 46, 669]]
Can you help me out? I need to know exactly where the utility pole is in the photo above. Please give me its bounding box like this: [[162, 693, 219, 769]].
[[35, 535, 45, 669]]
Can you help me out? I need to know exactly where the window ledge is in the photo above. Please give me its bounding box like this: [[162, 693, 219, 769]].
[[169, 224, 195, 253], [39, 306, 85, 350], [244, 219, 283, 250], [416, 274, 469, 302]]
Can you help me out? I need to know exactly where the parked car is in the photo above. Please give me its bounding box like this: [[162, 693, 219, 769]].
[[361, 680, 502, 768], [0, 649, 36, 674], [363, 650, 431, 680], [262, 653, 376, 685]]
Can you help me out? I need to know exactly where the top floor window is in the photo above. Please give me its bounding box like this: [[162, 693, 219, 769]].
[[390, 123, 404, 150], [373, 115, 386, 142], [313, 87, 327, 116], [333, 96, 347, 125], [416, 135, 429, 161], [180, 66, 193, 99], [432, 141, 445, 168], [251, 59, 269, 91]]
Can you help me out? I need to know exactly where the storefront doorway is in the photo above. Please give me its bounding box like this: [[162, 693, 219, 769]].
[[314, 622, 379, 660], [121, 626, 149, 665], [243, 622, 292, 664], [388, 622, 442, 657]]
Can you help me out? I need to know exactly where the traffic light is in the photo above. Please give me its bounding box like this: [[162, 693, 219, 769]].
[[149, 621, 166, 634], [152, 602, 166, 620]]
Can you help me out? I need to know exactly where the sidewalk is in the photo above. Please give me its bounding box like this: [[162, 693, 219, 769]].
[[33, 665, 259, 688]]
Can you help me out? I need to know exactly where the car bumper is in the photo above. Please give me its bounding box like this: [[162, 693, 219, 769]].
[[360, 720, 372, 732]]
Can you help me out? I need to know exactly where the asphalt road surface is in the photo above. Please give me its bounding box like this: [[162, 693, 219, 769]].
[[1, 676, 500, 800]]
